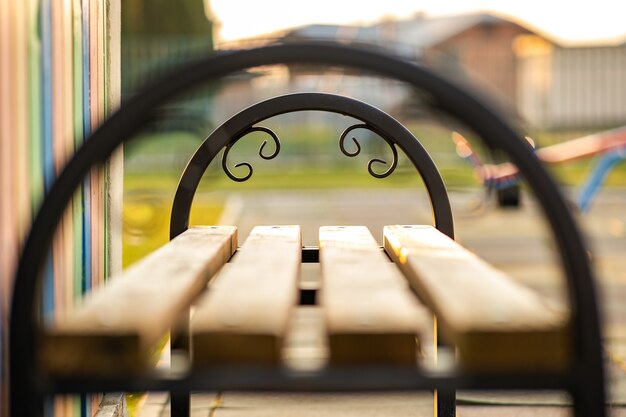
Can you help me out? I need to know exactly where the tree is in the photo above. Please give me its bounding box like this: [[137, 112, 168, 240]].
[[121, 0, 214, 37]]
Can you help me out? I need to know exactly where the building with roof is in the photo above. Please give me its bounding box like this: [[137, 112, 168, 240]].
[[517, 39, 626, 129], [212, 13, 543, 126], [280, 13, 543, 109], [217, 12, 626, 131]]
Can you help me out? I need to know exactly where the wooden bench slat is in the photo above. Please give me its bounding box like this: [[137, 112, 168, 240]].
[[191, 225, 301, 366], [383, 225, 570, 371], [319, 226, 428, 365], [40, 226, 237, 375]]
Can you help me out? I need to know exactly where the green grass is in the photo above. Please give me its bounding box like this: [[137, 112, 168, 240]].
[[124, 163, 481, 191], [124, 159, 626, 196]]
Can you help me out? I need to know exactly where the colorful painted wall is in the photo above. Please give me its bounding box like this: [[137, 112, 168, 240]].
[[0, 0, 122, 415]]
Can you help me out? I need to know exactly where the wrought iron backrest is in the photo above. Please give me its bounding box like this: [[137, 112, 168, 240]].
[[169, 92, 453, 240]]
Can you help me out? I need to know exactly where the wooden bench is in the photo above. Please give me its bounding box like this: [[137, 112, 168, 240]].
[[10, 43, 604, 417], [41, 224, 569, 375]]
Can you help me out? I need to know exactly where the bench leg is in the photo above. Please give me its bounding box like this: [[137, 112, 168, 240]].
[[9, 369, 44, 417], [434, 316, 456, 417], [436, 389, 456, 417], [170, 392, 190, 417], [170, 313, 191, 417], [572, 382, 606, 417], [9, 393, 44, 417]]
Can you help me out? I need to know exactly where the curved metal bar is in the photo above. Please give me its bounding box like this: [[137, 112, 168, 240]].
[[170, 93, 452, 240], [338, 123, 398, 178], [45, 367, 571, 393], [10, 42, 604, 417], [221, 126, 281, 182]]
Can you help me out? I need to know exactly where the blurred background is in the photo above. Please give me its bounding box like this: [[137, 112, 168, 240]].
[[1, 0, 624, 416], [121, 0, 626, 265], [122, 5, 626, 411]]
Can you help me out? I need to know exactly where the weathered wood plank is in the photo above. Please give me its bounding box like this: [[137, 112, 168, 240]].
[[191, 226, 301, 366], [319, 226, 428, 365], [383, 225, 570, 371], [40, 226, 237, 375]]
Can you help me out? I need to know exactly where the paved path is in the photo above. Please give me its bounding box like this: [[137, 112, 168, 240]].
[[140, 187, 626, 416]]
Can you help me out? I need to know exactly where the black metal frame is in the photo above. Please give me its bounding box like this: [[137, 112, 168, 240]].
[[170, 92, 453, 239], [9, 42, 605, 417]]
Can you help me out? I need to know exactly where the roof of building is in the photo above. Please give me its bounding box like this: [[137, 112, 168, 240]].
[[282, 12, 537, 57]]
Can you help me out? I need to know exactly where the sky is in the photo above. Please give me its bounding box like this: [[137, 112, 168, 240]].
[[208, 0, 626, 46]]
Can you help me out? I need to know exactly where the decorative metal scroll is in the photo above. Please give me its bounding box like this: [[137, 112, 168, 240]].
[[221, 126, 281, 182], [339, 123, 398, 178], [221, 123, 398, 182]]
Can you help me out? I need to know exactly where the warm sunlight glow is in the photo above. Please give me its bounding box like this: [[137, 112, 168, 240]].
[[209, 0, 626, 46]]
